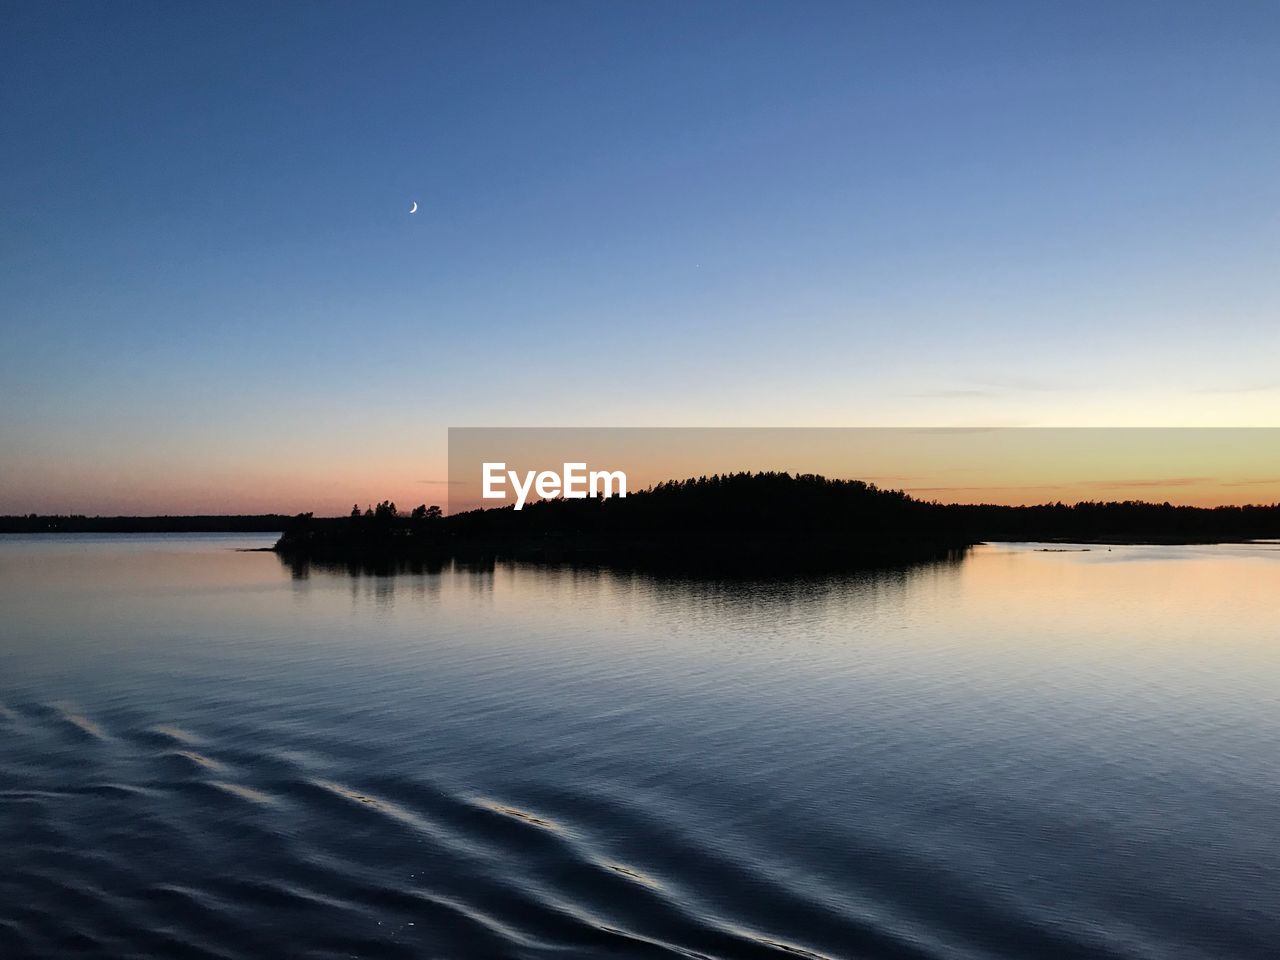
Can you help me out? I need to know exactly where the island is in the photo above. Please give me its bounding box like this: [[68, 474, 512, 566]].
[[271, 472, 1280, 574]]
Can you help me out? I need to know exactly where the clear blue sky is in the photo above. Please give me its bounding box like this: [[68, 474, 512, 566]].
[[2, 1, 1278, 513]]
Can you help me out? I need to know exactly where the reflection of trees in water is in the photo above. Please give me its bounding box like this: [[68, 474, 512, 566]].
[[277, 548, 969, 621], [592, 551, 970, 632], [280, 554, 488, 609], [282, 554, 460, 580]]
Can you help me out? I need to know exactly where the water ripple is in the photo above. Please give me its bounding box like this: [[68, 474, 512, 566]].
[[4, 543, 1280, 958]]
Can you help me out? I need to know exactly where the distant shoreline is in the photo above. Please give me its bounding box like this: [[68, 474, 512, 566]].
[[3, 530, 1272, 547], [5, 487, 1279, 550], [261, 473, 1280, 574], [0, 516, 291, 534]]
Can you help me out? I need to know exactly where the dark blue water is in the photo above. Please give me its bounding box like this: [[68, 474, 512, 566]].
[[1, 535, 1277, 959]]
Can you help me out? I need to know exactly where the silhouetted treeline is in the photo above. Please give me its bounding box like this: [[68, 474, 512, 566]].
[[274, 473, 1280, 573], [0, 515, 291, 533], [277, 475, 967, 572], [950, 500, 1280, 543]]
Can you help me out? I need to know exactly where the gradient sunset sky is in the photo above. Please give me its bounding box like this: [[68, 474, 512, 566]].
[[2, 2, 1278, 514]]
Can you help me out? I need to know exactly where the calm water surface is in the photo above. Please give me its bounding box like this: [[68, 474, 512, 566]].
[[1, 535, 1277, 959]]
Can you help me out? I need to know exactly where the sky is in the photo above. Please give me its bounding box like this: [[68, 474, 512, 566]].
[[2, 1, 1278, 514], [447, 428, 1280, 511]]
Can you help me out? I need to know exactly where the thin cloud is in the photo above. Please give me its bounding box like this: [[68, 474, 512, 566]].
[[908, 388, 1001, 399], [1221, 477, 1280, 487], [906, 424, 1029, 433], [907, 477, 1217, 493], [1078, 477, 1215, 489], [908, 377, 1072, 399], [908, 483, 1062, 493], [1193, 382, 1280, 394]]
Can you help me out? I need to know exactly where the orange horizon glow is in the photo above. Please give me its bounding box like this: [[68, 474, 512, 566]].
[[5, 429, 1279, 517], [5, 475, 1278, 518], [445, 428, 1280, 515]]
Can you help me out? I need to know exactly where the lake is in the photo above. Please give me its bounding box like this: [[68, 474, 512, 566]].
[[1, 534, 1277, 959]]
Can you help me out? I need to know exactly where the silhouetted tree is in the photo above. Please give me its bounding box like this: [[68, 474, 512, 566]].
[[270, 472, 1280, 574]]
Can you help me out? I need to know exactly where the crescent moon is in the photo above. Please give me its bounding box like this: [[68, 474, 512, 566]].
[[409, 201, 418, 214]]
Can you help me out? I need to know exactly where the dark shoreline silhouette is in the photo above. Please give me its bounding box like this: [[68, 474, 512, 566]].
[[269, 473, 1280, 574], [275, 474, 968, 575], [7, 473, 1278, 575], [0, 514, 292, 534]]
